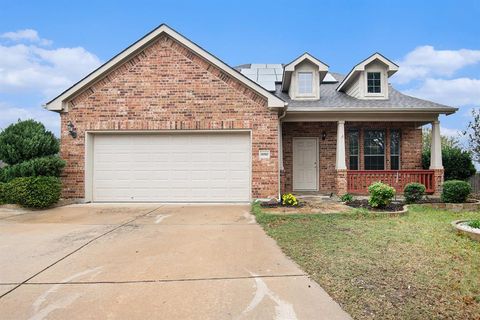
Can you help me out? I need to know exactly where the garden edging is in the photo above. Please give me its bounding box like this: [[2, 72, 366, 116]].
[[451, 220, 480, 241]]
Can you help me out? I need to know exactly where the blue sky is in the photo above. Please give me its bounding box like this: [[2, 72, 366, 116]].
[[1, 0, 479, 140]]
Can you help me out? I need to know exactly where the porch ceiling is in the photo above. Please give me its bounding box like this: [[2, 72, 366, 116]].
[[283, 111, 441, 125]]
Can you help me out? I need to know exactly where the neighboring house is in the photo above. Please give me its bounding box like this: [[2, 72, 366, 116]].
[[45, 24, 456, 203]]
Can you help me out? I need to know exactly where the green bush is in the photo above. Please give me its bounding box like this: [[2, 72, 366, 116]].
[[2, 176, 61, 208], [0, 182, 6, 204], [282, 193, 298, 206], [340, 193, 354, 202], [0, 119, 59, 165], [4, 177, 30, 205], [403, 183, 426, 204], [0, 156, 65, 182], [468, 220, 480, 229], [368, 182, 396, 208], [422, 146, 476, 181], [441, 180, 471, 203]]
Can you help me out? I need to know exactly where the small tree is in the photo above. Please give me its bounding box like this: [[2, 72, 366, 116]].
[[464, 108, 480, 164], [0, 120, 59, 165], [422, 145, 476, 180], [422, 127, 459, 152]]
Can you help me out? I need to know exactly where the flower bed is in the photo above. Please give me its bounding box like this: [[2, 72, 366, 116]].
[[452, 220, 480, 241]]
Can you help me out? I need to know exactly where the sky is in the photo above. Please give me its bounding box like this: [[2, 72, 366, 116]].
[[0, 0, 479, 143]]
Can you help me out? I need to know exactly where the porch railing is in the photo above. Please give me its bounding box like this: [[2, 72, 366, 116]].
[[347, 170, 435, 194]]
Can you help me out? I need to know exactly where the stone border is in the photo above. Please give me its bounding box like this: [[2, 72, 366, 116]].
[[420, 200, 480, 212], [452, 220, 480, 242]]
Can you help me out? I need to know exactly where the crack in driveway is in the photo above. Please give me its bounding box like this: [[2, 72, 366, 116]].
[[0, 205, 163, 300]]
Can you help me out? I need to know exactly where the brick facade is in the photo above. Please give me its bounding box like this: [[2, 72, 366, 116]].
[[60, 34, 279, 200], [281, 121, 423, 194]]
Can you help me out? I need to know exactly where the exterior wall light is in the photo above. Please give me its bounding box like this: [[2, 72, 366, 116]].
[[66, 121, 77, 138], [322, 131, 327, 140]]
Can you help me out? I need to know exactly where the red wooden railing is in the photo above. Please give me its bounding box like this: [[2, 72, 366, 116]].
[[347, 170, 435, 194]]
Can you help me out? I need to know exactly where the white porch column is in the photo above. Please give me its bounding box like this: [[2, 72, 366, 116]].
[[430, 120, 443, 169], [336, 121, 347, 170]]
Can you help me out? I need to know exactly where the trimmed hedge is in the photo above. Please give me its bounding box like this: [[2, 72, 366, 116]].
[[441, 180, 471, 203], [0, 156, 65, 182], [404, 183, 426, 204], [1, 176, 61, 209], [0, 119, 59, 165], [368, 182, 396, 208]]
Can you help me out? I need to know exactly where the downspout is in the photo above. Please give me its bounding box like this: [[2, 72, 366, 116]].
[[278, 104, 288, 201]]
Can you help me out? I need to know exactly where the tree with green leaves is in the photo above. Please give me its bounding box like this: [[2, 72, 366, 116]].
[[0, 119, 59, 165], [464, 108, 480, 164]]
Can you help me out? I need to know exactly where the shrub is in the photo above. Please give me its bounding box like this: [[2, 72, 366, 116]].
[[468, 220, 480, 229], [0, 182, 6, 204], [2, 176, 61, 208], [340, 193, 354, 202], [282, 193, 298, 206], [441, 180, 471, 203], [4, 177, 30, 204], [403, 183, 426, 204], [422, 146, 476, 181], [0, 119, 59, 165], [0, 156, 66, 182], [368, 182, 396, 208]]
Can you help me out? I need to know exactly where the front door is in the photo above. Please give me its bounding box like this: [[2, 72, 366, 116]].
[[293, 138, 318, 191]]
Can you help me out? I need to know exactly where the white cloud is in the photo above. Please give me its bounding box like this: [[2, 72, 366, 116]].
[[404, 77, 480, 106], [0, 34, 101, 98], [0, 102, 59, 135], [1, 29, 52, 46], [0, 29, 101, 137], [393, 46, 480, 84], [440, 126, 463, 138]]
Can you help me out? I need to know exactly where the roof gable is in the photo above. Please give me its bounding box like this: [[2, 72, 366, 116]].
[[281, 53, 329, 92], [336, 52, 399, 92], [45, 24, 286, 111]]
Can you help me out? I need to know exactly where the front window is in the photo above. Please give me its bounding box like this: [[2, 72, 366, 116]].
[[367, 72, 381, 93], [364, 130, 385, 170], [390, 129, 401, 170], [298, 72, 313, 95], [348, 130, 359, 170]]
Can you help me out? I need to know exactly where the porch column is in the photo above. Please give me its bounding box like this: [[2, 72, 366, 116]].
[[430, 120, 444, 196], [336, 121, 347, 170], [430, 120, 443, 169], [335, 121, 348, 195]]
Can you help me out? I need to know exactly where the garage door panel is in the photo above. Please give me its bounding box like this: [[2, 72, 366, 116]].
[[92, 133, 251, 202]]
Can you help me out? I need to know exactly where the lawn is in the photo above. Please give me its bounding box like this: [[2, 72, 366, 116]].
[[253, 204, 480, 320]]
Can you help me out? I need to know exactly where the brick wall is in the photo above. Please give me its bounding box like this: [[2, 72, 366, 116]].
[[60, 34, 279, 200], [281, 121, 423, 194]]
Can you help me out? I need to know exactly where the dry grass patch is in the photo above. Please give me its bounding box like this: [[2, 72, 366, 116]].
[[253, 204, 480, 319]]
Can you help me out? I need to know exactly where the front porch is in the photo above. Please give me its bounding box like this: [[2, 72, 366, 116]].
[[280, 119, 444, 196]]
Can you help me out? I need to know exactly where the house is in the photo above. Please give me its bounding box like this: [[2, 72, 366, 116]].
[[45, 24, 456, 203]]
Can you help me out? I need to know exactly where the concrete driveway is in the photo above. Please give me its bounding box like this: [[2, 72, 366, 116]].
[[0, 203, 350, 319]]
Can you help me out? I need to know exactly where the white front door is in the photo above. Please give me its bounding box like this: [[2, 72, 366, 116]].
[[293, 138, 318, 191]]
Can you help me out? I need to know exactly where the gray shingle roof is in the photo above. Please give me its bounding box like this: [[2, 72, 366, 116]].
[[234, 65, 456, 113], [274, 73, 456, 113]]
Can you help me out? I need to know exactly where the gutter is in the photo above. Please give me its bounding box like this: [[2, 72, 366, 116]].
[[277, 104, 288, 201]]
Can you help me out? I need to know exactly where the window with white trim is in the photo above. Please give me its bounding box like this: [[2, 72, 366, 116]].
[[297, 72, 313, 95], [364, 130, 385, 170], [367, 72, 381, 93], [390, 129, 401, 170], [348, 130, 359, 170]]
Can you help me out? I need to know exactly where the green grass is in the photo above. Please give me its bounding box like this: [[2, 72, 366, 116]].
[[253, 203, 480, 320]]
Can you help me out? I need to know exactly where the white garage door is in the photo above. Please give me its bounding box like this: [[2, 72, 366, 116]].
[[92, 132, 251, 202]]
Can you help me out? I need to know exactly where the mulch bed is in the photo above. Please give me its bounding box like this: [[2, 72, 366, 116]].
[[346, 199, 405, 212]]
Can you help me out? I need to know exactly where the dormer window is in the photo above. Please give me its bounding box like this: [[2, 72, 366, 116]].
[[367, 72, 381, 93], [298, 72, 313, 95]]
